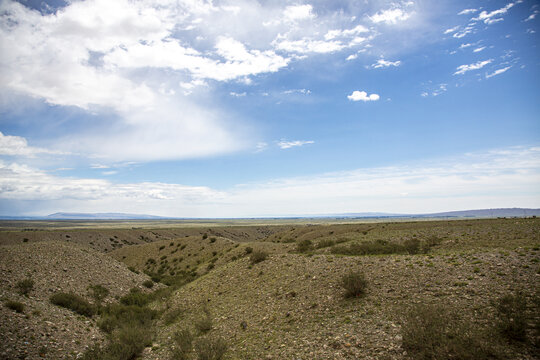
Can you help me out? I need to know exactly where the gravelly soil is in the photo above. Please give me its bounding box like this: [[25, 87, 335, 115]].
[[0, 241, 154, 360]]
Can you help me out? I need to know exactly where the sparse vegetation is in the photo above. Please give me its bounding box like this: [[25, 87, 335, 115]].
[[5, 300, 25, 313], [142, 279, 154, 288], [119, 288, 151, 307], [401, 303, 506, 360], [249, 250, 268, 264], [340, 271, 367, 298], [296, 239, 313, 252], [15, 278, 34, 296], [194, 336, 228, 360], [171, 328, 193, 360], [50, 292, 95, 317], [494, 291, 528, 342], [88, 284, 109, 306]]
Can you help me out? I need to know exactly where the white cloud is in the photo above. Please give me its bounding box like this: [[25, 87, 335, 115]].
[[325, 25, 369, 40], [0, 132, 65, 157], [370, 58, 401, 69], [458, 9, 478, 15], [473, 2, 519, 25], [283, 4, 315, 22], [230, 92, 246, 97], [277, 140, 315, 149], [453, 26, 474, 38], [282, 89, 311, 95], [444, 26, 460, 34], [2, 147, 539, 217], [473, 46, 486, 52], [272, 37, 344, 54], [459, 43, 473, 49], [346, 54, 358, 61], [524, 10, 538, 21], [255, 142, 268, 153], [454, 59, 493, 75], [348, 91, 380, 102], [486, 66, 512, 78], [370, 8, 412, 25]]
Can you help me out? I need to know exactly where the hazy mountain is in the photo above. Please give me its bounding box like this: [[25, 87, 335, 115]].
[[45, 212, 167, 220]]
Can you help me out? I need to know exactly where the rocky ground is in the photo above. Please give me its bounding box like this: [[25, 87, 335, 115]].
[[0, 218, 538, 360], [0, 241, 154, 360]]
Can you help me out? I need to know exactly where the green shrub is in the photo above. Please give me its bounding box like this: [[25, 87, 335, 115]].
[[403, 238, 421, 254], [249, 250, 268, 264], [50, 292, 95, 317], [210, 237, 216, 243], [202, 233, 208, 240], [119, 288, 151, 307], [163, 307, 184, 325], [340, 271, 367, 298], [402, 304, 500, 360], [316, 239, 335, 249], [195, 316, 213, 334], [194, 336, 227, 360], [5, 300, 24, 313], [296, 239, 313, 253], [245, 247, 253, 254], [494, 292, 528, 342], [171, 328, 193, 360], [99, 304, 157, 333], [16, 278, 34, 296], [88, 284, 109, 305], [142, 280, 154, 288]]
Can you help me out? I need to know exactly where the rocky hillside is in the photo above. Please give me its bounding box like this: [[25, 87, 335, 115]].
[[0, 241, 154, 360]]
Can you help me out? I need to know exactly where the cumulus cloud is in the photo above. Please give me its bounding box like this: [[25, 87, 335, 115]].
[[370, 8, 412, 24], [486, 66, 512, 78], [454, 59, 493, 75], [0, 132, 65, 157], [277, 140, 315, 149], [283, 4, 315, 22], [370, 58, 401, 69], [347, 91, 380, 102], [473, 46, 486, 52]]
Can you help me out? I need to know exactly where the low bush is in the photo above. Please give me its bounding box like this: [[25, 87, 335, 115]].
[[142, 280, 154, 288], [249, 250, 268, 264], [171, 328, 193, 360], [194, 336, 228, 360], [316, 239, 335, 249], [88, 284, 109, 305], [99, 304, 157, 334], [245, 247, 253, 254], [163, 307, 184, 325], [296, 239, 313, 253], [340, 271, 367, 298], [5, 300, 24, 313], [494, 291, 528, 342], [402, 303, 501, 360], [50, 292, 95, 317], [119, 288, 151, 307], [16, 278, 34, 296], [195, 315, 213, 334]]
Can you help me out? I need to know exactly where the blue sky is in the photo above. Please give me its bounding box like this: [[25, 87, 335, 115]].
[[0, 0, 539, 217]]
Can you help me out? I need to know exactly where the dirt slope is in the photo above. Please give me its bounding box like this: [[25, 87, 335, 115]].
[[0, 241, 153, 360]]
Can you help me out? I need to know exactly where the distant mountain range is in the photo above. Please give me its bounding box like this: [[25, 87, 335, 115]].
[[0, 208, 539, 220]]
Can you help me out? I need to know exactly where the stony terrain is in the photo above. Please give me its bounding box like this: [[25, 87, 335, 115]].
[[0, 241, 154, 359], [0, 217, 538, 360]]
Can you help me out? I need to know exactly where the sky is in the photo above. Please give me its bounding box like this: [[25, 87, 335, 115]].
[[0, 0, 539, 217]]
